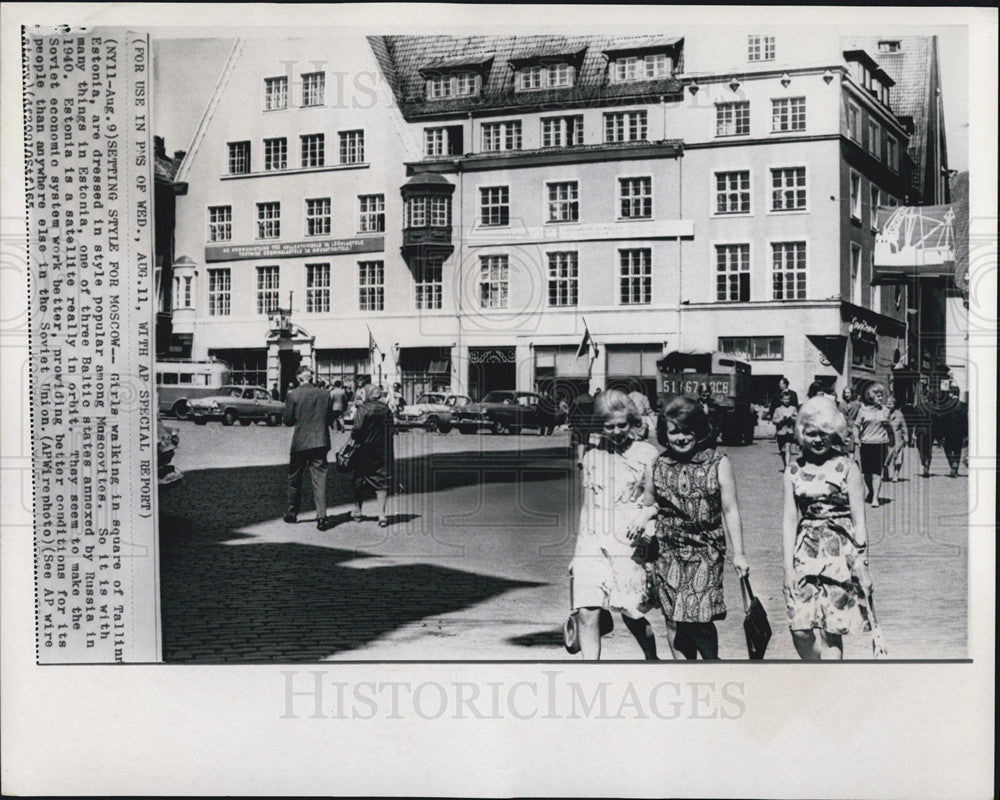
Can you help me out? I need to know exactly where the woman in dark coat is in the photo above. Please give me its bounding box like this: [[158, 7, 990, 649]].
[[350, 385, 394, 526]]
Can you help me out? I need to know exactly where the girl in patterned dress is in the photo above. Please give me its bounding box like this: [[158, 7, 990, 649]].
[[570, 390, 662, 660], [784, 397, 875, 660], [629, 396, 750, 660]]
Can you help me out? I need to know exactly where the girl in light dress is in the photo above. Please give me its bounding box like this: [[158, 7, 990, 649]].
[[569, 390, 661, 660], [628, 396, 750, 660], [783, 397, 876, 660]]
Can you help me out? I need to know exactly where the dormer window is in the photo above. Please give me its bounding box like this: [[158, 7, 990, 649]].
[[878, 40, 901, 53], [610, 52, 671, 83], [516, 62, 575, 91], [426, 71, 481, 100]]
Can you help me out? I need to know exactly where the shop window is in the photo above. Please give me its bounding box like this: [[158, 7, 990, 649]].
[[719, 336, 784, 361]]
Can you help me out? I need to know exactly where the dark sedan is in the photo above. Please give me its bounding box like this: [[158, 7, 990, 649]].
[[452, 390, 549, 434]]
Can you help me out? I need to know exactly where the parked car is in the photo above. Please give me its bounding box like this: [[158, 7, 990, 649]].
[[188, 385, 286, 426], [395, 393, 472, 433], [452, 390, 546, 435]]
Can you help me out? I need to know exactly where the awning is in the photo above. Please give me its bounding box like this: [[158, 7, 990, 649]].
[[872, 204, 956, 285]]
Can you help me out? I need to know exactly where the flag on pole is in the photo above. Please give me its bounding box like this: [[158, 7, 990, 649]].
[[367, 324, 381, 359], [575, 318, 592, 360]]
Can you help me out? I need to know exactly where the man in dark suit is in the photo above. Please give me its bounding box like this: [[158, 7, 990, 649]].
[[283, 364, 335, 530]]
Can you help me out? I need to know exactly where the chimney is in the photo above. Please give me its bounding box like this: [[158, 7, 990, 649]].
[[154, 135, 166, 157], [173, 150, 187, 163]]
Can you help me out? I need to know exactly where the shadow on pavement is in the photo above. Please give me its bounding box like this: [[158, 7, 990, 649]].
[[160, 447, 568, 662], [506, 629, 565, 649]]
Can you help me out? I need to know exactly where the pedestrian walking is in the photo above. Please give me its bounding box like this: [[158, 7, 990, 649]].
[[568, 390, 661, 660], [387, 382, 405, 417], [772, 390, 798, 470], [627, 388, 656, 441], [350, 385, 394, 527], [569, 389, 597, 464], [329, 380, 348, 432], [839, 386, 861, 456], [630, 396, 750, 660], [853, 383, 894, 507], [768, 377, 800, 417], [910, 399, 934, 477], [538, 387, 559, 436], [270, 382, 281, 401], [783, 397, 875, 660], [937, 387, 968, 478], [282, 365, 336, 531], [884, 396, 908, 482]]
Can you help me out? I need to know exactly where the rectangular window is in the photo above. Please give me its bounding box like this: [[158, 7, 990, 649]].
[[887, 136, 899, 171], [425, 127, 446, 156], [547, 181, 579, 223], [358, 194, 385, 233], [715, 170, 751, 215], [716, 244, 751, 302], [850, 171, 862, 220], [429, 196, 450, 227], [772, 97, 806, 132], [256, 201, 280, 239], [338, 130, 365, 164], [182, 276, 192, 308], [850, 243, 863, 306], [301, 71, 325, 106], [207, 268, 231, 316], [414, 255, 444, 310], [358, 260, 384, 312], [619, 248, 652, 305], [771, 241, 807, 300], [479, 255, 509, 309], [300, 133, 325, 168], [770, 167, 807, 211], [516, 63, 574, 91], [618, 176, 652, 219], [547, 252, 578, 307], [207, 205, 232, 242], [227, 141, 250, 174], [425, 72, 480, 99], [870, 251, 881, 311], [256, 265, 280, 315], [426, 74, 451, 99], [748, 34, 776, 62], [611, 53, 671, 82], [264, 137, 287, 171], [604, 110, 647, 143], [847, 101, 861, 142], [480, 186, 510, 226], [306, 263, 330, 313], [481, 120, 522, 152], [454, 71, 478, 96], [716, 101, 750, 137], [719, 336, 784, 361], [305, 198, 331, 237], [867, 120, 881, 158], [541, 115, 583, 147], [870, 185, 880, 230], [264, 76, 288, 111]]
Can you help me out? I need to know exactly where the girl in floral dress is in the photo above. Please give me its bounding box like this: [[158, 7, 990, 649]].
[[783, 397, 875, 660], [629, 396, 750, 660], [570, 390, 661, 660]]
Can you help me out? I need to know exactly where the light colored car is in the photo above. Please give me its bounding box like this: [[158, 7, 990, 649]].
[[188, 384, 285, 426], [395, 393, 472, 433]]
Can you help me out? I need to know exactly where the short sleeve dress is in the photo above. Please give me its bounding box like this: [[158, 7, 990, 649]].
[[649, 448, 727, 623], [786, 455, 869, 635], [571, 440, 660, 618]]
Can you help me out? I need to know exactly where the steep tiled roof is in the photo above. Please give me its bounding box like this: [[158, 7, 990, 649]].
[[844, 36, 938, 199], [369, 34, 684, 120]]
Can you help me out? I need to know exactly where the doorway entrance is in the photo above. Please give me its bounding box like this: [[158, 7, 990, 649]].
[[468, 346, 516, 400]]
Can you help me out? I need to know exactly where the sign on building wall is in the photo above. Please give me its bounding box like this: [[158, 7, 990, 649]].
[[205, 236, 384, 262]]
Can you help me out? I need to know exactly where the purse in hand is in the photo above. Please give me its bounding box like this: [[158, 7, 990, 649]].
[[334, 439, 358, 472], [740, 574, 771, 660], [563, 575, 613, 654]]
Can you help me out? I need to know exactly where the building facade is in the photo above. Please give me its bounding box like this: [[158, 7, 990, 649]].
[[171, 31, 930, 404]]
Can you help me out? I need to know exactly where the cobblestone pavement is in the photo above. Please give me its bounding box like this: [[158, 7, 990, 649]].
[[159, 421, 969, 661]]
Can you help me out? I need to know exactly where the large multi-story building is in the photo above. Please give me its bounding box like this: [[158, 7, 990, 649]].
[[170, 30, 939, 404]]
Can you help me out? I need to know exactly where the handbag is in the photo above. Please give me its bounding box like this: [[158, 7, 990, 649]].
[[334, 438, 359, 472], [740, 574, 772, 660], [563, 575, 613, 654]]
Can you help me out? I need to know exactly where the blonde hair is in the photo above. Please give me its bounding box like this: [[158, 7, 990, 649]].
[[794, 396, 849, 453], [593, 388, 641, 428], [863, 382, 887, 404]]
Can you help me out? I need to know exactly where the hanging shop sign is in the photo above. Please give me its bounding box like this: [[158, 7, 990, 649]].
[[205, 236, 384, 262]]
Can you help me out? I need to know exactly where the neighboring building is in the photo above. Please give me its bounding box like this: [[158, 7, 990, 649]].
[[848, 35, 958, 397], [153, 136, 186, 356], [171, 31, 936, 404]]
